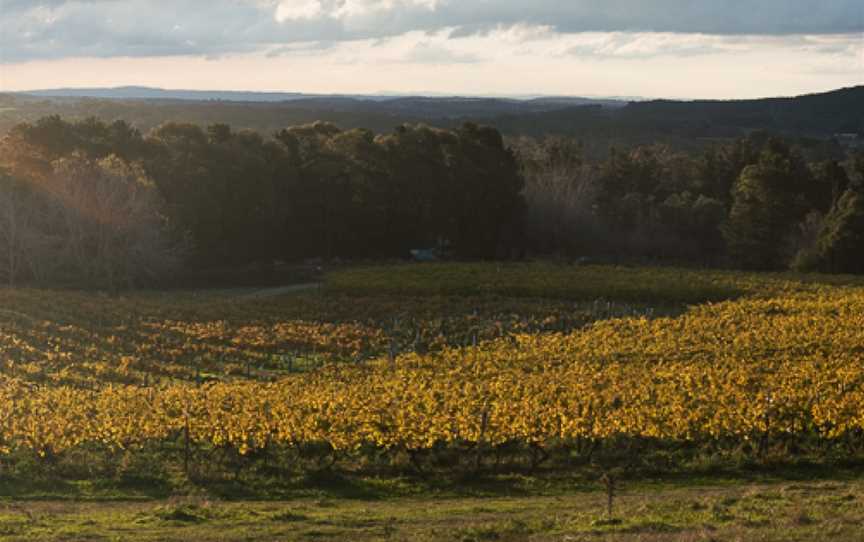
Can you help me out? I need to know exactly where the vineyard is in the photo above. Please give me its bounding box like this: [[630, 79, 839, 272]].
[[2, 263, 864, 488]]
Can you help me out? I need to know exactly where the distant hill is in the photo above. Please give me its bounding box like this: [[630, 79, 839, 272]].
[[20, 86, 309, 102], [2, 86, 861, 153], [621, 86, 864, 137], [483, 86, 864, 156], [16, 86, 626, 116]]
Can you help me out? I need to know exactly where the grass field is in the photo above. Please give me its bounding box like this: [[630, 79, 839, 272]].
[[1, 263, 864, 540], [2, 479, 863, 541]]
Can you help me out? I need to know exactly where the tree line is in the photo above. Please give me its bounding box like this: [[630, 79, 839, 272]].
[[0, 116, 523, 288], [515, 133, 864, 273], [0, 115, 862, 289]]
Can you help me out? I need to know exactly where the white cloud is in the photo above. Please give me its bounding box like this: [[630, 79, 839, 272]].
[[275, 0, 324, 22], [332, 0, 440, 19], [273, 0, 440, 24]]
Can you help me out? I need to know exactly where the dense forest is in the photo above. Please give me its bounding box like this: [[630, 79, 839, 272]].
[[0, 115, 862, 289]]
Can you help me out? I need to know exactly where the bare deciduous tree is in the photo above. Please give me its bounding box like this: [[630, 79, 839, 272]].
[[0, 183, 31, 286], [512, 137, 604, 256], [0, 155, 184, 290]]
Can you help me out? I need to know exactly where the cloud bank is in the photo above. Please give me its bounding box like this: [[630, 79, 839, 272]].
[[2, 0, 862, 62]]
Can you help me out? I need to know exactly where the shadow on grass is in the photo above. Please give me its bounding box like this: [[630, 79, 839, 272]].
[[3, 457, 863, 503], [0, 473, 172, 501], [194, 470, 406, 502], [0, 476, 83, 500]]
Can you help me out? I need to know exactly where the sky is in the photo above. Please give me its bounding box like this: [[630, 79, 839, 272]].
[[0, 0, 862, 99]]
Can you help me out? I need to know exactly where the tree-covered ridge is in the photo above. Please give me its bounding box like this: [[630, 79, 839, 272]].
[[1, 85, 861, 148]]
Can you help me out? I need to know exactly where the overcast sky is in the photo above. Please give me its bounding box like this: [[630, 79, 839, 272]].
[[1, 0, 862, 99]]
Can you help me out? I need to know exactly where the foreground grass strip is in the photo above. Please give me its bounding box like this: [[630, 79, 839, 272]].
[[1, 481, 862, 541]]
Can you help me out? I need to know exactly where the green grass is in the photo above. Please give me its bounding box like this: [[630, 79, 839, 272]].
[[1, 480, 862, 541], [325, 262, 864, 304], [325, 263, 742, 304]]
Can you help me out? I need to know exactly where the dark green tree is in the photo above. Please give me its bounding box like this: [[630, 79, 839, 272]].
[[275, 122, 358, 260], [723, 139, 814, 270], [145, 123, 277, 264], [378, 124, 459, 254], [798, 187, 864, 274], [811, 160, 850, 212], [449, 123, 525, 258]]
